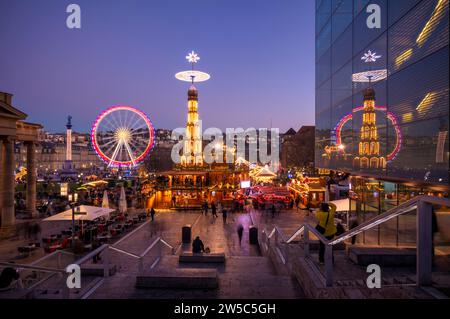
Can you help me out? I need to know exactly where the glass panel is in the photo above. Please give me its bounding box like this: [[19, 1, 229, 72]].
[[388, 0, 449, 73], [398, 210, 417, 247], [332, 0, 353, 42], [316, 48, 332, 87], [316, 21, 332, 61], [331, 27, 353, 73], [388, 117, 449, 184], [353, 0, 370, 17], [353, 0, 387, 54], [316, 0, 332, 35], [388, 47, 449, 125], [388, 0, 421, 27]]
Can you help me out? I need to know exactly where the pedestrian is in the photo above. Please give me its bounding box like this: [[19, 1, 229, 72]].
[[171, 195, 176, 208], [222, 209, 228, 224], [217, 202, 222, 215], [150, 208, 156, 222], [271, 204, 276, 219], [295, 196, 300, 211], [315, 202, 337, 264], [237, 224, 244, 245], [211, 202, 217, 218], [192, 236, 205, 254], [203, 201, 208, 215]]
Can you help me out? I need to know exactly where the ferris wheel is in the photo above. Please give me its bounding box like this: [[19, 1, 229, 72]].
[[91, 106, 155, 168]]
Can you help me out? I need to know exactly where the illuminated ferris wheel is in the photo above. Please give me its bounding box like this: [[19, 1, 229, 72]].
[[91, 106, 155, 168]]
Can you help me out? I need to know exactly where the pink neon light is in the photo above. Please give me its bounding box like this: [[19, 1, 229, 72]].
[[334, 106, 402, 162], [91, 106, 155, 167]]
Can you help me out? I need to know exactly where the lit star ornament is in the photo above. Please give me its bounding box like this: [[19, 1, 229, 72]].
[[186, 51, 200, 64], [361, 50, 382, 63]]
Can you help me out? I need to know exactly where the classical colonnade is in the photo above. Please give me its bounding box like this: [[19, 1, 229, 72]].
[[0, 92, 41, 234]]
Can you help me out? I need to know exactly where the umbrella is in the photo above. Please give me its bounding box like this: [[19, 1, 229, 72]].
[[43, 205, 115, 221], [119, 186, 127, 213], [330, 198, 351, 230], [102, 190, 109, 208], [330, 198, 350, 212]]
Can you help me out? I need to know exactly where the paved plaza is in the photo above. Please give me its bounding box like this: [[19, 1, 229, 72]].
[[89, 210, 304, 299]]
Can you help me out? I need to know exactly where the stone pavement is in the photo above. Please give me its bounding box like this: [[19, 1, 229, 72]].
[[89, 210, 304, 299], [184, 212, 260, 256], [250, 208, 316, 239]]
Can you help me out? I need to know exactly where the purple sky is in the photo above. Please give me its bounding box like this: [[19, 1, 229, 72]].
[[0, 0, 315, 133]]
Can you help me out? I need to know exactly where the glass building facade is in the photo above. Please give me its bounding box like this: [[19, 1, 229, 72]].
[[315, 0, 449, 186], [315, 0, 449, 246]]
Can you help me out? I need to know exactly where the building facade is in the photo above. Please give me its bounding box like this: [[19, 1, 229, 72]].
[[280, 126, 315, 170], [315, 0, 449, 245], [0, 92, 41, 230], [15, 141, 103, 173]]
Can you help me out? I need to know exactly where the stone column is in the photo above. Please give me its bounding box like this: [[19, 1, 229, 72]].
[[26, 141, 37, 218], [1, 137, 16, 228]]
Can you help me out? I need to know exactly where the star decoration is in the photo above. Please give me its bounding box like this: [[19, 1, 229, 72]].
[[361, 50, 381, 63], [186, 51, 200, 64]]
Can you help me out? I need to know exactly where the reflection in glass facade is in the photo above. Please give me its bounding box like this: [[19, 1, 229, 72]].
[[315, 0, 449, 186]]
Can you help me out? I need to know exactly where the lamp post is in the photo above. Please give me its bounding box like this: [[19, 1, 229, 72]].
[[68, 190, 80, 249], [68, 193, 76, 249]]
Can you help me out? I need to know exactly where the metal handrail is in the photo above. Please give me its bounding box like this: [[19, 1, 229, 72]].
[[263, 195, 450, 287], [109, 246, 140, 259], [284, 195, 450, 246], [0, 262, 65, 274], [140, 236, 161, 258]]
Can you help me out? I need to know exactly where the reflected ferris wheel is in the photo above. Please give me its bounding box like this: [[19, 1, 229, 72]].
[[91, 106, 155, 168]]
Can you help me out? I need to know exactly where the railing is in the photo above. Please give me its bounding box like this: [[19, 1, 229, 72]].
[[262, 195, 450, 288], [109, 236, 175, 273], [261, 226, 289, 266], [0, 235, 176, 299], [0, 244, 110, 298]]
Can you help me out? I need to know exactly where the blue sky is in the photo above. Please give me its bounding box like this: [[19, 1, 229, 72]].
[[0, 0, 315, 133]]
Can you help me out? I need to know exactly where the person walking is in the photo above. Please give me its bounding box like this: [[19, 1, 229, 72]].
[[203, 201, 208, 215], [150, 208, 156, 222], [217, 202, 222, 215], [211, 202, 217, 218], [222, 209, 228, 224], [237, 224, 244, 245], [315, 202, 337, 264], [295, 196, 300, 211], [171, 195, 176, 208]]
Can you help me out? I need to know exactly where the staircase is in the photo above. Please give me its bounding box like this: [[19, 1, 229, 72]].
[[252, 196, 450, 299]]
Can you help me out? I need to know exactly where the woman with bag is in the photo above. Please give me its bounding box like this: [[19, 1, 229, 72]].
[[315, 202, 337, 264]]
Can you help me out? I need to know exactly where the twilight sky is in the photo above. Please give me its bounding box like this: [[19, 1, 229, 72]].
[[0, 0, 315, 133]]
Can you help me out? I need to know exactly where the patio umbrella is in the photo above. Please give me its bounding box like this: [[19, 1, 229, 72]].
[[43, 205, 115, 221], [329, 198, 350, 212], [119, 186, 127, 213], [102, 190, 109, 208]]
